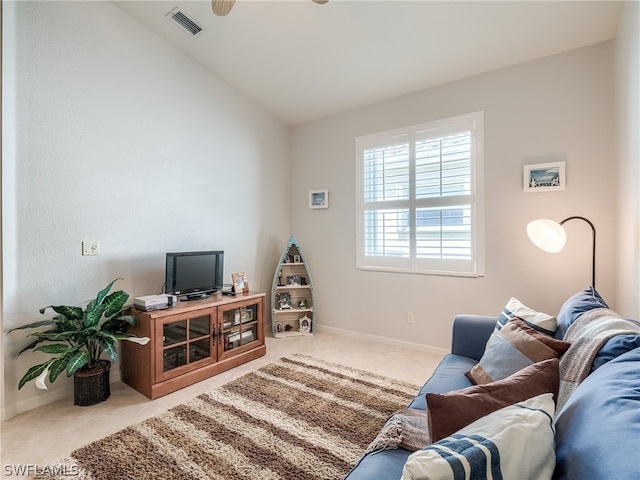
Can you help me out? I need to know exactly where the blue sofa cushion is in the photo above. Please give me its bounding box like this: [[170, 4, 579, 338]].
[[554, 347, 640, 479], [556, 286, 608, 339], [450, 315, 497, 361], [343, 446, 412, 480], [409, 354, 476, 410], [591, 333, 640, 372]]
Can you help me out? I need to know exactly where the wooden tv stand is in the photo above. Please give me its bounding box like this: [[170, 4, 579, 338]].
[[121, 291, 266, 399]]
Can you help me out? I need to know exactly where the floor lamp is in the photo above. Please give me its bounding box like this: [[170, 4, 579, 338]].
[[526, 216, 596, 289]]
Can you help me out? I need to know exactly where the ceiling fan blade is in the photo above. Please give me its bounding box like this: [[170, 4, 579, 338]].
[[311, 0, 329, 4], [212, 0, 236, 16]]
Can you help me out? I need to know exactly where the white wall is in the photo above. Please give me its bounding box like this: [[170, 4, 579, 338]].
[[615, 1, 640, 320], [1, 1, 290, 420], [291, 42, 616, 350]]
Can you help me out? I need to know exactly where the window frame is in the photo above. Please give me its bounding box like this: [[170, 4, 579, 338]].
[[355, 111, 485, 277]]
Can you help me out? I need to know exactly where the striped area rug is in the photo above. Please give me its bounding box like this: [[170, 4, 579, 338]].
[[38, 354, 420, 480]]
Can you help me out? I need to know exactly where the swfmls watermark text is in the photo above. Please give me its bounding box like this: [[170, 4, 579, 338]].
[[3, 464, 80, 477]]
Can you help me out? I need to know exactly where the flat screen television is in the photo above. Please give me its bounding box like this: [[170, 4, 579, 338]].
[[165, 250, 224, 300]]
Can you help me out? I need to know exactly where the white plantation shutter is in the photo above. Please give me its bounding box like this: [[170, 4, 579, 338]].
[[356, 112, 484, 276]]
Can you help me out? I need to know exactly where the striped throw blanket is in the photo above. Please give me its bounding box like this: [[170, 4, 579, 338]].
[[557, 308, 640, 412], [366, 408, 430, 454]]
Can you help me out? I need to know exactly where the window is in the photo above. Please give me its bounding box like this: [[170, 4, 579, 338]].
[[356, 112, 484, 276]]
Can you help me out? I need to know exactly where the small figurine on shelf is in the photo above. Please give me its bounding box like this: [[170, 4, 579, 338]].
[[297, 298, 308, 309]]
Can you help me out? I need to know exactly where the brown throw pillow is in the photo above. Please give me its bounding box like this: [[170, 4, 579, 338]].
[[427, 357, 560, 442], [465, 317, 570, 385]]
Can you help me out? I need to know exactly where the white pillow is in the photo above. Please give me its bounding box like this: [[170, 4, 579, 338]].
[[401, 393, 556, 480], [484, 297, 557, 351], [497, 297, 557, 334]]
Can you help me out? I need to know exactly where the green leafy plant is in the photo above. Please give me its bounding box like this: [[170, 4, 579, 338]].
[[7, 278, 149, 390]]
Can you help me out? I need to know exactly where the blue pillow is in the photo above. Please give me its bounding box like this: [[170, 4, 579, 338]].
[[554, 347, 640, 480], [556, 287, 608, 339], [591, 334, 640, 372]]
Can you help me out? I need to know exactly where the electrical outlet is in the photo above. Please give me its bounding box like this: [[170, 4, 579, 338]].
[[82, 240, 100, 256], [407, 312, 415, 324]]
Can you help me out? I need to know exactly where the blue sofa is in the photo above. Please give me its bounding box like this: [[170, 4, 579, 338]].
[[345, 306, 640, 479]]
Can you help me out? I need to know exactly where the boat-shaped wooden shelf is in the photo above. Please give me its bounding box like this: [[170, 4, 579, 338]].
[[271, 236, 315, 338]]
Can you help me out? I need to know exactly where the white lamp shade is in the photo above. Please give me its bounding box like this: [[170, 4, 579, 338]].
[[527, 219, 567, 253]]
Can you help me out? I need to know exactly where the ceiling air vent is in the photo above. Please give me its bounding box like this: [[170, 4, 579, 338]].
[[166, 8, 204, 36]]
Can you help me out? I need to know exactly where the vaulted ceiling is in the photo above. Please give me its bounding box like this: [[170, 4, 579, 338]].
[[114, 1, 622, 126]]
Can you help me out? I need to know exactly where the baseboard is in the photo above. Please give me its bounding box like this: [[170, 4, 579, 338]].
[[315, 324, 449, 356], [1, 404, 18, 422], [2, 368, 123, 422]]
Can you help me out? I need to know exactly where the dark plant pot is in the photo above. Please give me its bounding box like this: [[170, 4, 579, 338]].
[[74, 360, 111, 406]]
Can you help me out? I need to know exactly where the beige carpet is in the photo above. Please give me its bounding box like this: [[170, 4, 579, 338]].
[[36, 354, 420, 480]]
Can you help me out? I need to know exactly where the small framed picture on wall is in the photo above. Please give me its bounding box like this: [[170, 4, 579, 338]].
[[524, 161, 565, 192], [309, 189, 329, 209]]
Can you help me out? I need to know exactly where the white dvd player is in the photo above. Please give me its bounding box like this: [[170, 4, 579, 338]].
[[133, 294, 177, 311]]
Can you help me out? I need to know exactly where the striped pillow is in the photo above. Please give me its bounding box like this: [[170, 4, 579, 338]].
[[466, 317, 570, 384], [494, 297, 557, 338], [402, 394, 556, 480]]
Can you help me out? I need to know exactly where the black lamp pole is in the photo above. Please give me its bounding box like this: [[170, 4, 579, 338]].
[[559, 216, 596, 289]]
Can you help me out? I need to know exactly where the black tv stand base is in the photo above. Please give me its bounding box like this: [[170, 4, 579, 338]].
[[179, 293, 211, 301]]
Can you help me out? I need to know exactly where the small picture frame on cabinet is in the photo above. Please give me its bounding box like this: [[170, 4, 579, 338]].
[[287, 275, 301, 286], [275, 321, 284, 333], [293, 254, 301, 263], [232, 272, 249, 294]]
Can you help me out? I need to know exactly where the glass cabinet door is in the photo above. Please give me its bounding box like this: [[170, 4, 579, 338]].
[[218, 299, 262, 360], [162, 319, 188, 372], [157, 309, 215, 381]]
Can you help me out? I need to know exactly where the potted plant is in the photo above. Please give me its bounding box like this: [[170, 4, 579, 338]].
[[7, 278, 149, 405]]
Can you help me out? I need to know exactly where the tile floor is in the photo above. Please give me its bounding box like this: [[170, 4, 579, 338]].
[[1, 331, 444, 472]]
